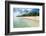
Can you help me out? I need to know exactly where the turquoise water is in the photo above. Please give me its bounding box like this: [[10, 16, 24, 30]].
[[13, 17, 39, 28]]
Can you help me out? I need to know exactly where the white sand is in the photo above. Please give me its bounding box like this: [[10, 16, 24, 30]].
[[18, 16, 39, 21]]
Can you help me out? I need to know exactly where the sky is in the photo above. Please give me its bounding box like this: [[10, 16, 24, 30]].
[[13, 8, 39, 16]]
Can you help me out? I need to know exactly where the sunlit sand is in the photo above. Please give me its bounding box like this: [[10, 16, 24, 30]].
[[18, 16, 39, 20]]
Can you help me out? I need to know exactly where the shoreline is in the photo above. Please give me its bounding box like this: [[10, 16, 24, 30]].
[[16, 16, 39, 21]]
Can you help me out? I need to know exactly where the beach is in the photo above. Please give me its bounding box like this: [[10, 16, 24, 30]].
[[13, 16, 39, 28]]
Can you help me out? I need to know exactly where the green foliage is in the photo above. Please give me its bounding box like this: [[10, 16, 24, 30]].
[[17, 11, 39, 17]]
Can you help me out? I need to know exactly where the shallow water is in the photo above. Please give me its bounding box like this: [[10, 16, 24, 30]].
[[13, 17, 39, 28]]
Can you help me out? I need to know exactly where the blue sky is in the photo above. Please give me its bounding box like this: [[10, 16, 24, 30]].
[[13, 8, 32, 13]]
